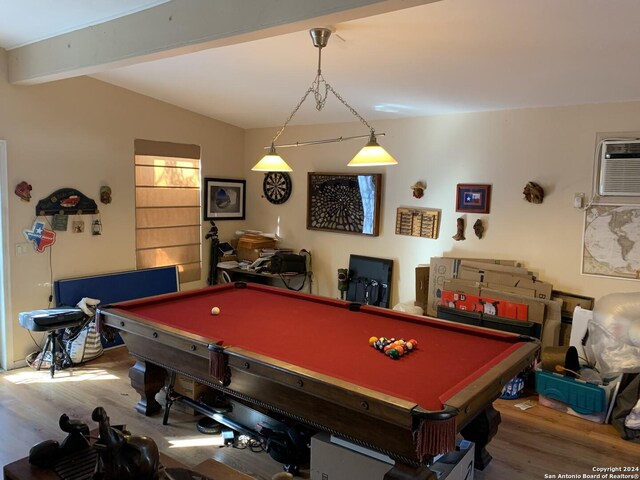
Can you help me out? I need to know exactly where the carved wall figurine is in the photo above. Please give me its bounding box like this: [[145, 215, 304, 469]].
[[100, 186, 112, 204], [410, 181, 426, 199], [15, 181, 32, 201], [523, 181, 544, 204], [473, 219, 484, 239], [452, 217, 465, 241]]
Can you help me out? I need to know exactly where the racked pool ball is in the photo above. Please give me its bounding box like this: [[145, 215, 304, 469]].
[[388, 349, 400, 359]]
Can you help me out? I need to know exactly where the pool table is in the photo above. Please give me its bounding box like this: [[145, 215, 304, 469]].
[[97, 282, 538, 479]]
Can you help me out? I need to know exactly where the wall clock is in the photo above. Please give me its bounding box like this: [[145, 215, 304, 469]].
[[263, 172, 292, 204]]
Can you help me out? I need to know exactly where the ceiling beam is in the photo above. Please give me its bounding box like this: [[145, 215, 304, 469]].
[[8, 0, 439, 85]]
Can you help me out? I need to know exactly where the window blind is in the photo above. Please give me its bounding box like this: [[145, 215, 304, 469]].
[[134, 140, 201, 284]]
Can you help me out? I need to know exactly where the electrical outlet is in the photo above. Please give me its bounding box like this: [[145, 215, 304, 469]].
[[574, 193, 585, 209], [15, 243, 30, 255]]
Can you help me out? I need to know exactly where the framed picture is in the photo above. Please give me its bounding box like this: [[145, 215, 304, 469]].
[[307, 172, 382, 236], [204, 178, 246, 220], [456, 184, 492, 214]]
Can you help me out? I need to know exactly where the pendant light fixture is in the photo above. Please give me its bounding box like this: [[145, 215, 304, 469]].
[[252, 27, 397, 172]]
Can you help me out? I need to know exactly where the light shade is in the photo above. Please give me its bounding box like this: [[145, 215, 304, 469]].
[[251, 145, 293, 172], [347, 134, 398, 167]]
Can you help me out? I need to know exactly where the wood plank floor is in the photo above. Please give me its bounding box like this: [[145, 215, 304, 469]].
[[0, 348, 638, 479]]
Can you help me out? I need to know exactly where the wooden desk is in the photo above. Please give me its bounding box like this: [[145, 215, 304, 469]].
[[3, 452, 254, 480]]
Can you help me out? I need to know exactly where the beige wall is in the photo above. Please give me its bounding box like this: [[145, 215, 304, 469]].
[[243, 103, 640, 305], [0, 48, 246, 368], [3, 40, 640, 368]]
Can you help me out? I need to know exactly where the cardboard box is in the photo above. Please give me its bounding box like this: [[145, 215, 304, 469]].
[[460, 259, 532, 278], [480, 288, 546, 325], [427, 258, 461, 317], [444, 278, 482, 296], [513, 277, 553, 300], [480, 288, 561, 346], [485, 282, 535, 297], [458, 265, 485, 282], [311, 433, 393, 480], [172, 374, 216, 415], [458, 260, 553, 299], [415, 265, 430, 310], [311, 434, 474, 480], [236, 234, 276, 262], [427, 257, 523, 317], [551, 290, 594, 317], [482, 270, 523, 286], [542, 297, 562, 347], [441, 290, 529, 321], [430, 439, 475, 480], [174, 374, 211, 400]]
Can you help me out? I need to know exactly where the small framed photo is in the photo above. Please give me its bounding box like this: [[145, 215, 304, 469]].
[[456, 184, 492, 213], [204, 178, 246, 220]]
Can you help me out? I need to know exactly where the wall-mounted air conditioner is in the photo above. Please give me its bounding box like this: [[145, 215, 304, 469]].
[[598, 140, 640, 196]]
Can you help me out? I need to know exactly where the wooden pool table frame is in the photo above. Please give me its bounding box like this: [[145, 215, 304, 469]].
[[98, 284, 538, 480]]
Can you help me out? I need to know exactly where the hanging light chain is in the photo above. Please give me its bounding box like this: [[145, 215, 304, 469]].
[[312, 73, 329, 111], [325, 82, 375, 134], [271, 33, 375, 145], [272, 85, 315, 143]]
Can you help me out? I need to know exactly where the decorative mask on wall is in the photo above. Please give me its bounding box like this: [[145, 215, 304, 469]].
[[15, 181, 32, 201], [523, 182, 544, 204], [473, 219, 484, 239], [100, 186, 112, 204], [411, 182, 426, 199]]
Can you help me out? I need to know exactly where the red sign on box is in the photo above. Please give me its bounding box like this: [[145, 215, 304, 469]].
[[441, 290, 528, 321]]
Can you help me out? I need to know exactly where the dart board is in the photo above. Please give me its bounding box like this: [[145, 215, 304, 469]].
[[263, 172, 292, 204]]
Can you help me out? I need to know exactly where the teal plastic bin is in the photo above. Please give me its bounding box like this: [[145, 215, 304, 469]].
[[535, 370, 607, 415]]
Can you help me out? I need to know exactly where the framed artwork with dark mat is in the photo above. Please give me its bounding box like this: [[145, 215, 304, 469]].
[[204, 178, 246, 220], [307, 172, 382, 236]]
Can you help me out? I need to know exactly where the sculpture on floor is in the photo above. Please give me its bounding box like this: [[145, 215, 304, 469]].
[[29, 414, 91, 468], [92, 406, 159, 480]]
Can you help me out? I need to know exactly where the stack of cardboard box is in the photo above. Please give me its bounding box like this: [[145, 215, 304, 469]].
[[416, 257, 562, 347]]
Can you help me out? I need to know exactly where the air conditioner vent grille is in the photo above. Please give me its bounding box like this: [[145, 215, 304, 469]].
[[599, 140, 640, 196], [605, 142, 640, 157]]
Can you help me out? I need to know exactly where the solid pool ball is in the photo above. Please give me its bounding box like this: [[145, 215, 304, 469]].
[[211, 306, 220, 315]]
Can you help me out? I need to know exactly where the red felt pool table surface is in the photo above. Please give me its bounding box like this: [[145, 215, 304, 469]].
[[113, 282, 529, 412]]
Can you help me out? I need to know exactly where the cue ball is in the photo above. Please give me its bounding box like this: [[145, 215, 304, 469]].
[[211, 306, 220, 315]]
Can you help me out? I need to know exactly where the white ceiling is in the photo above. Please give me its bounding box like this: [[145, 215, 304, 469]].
[[0, 0, 171, 49], [2, 0, 640, 130]]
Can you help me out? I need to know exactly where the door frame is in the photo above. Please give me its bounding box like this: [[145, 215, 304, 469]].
[[0, 140, 12, 370]]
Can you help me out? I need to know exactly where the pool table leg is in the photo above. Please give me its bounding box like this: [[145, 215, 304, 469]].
[[460, 404, 501, 470], [128, 359, 167, 416]]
